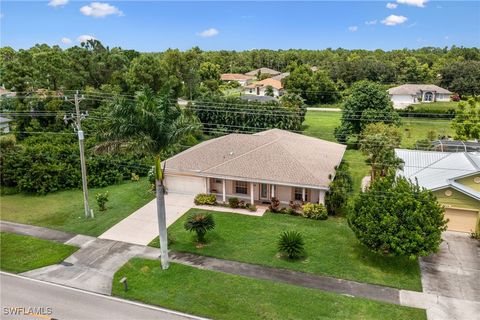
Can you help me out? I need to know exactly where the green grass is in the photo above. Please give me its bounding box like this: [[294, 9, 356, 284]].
[[113, 259, 426, 320], [400, 118, 452, 148], [0, 179, 154, 236], [152, 209, 422, 291], [0, 232, 78, 273]]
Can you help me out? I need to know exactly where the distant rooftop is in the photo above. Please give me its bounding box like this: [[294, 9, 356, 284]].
[[245, 67, 281, 76], [388, 84, 452, 95]]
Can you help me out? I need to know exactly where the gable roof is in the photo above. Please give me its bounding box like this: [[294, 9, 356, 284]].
[[0, 116, 12, 124], [245, 78, 283, 90], [165, 129, 346, 189], [245, 67, 281, 76], [220, 73, 254, 81], [388, 84, 452, 95], [395, 149, 480, 200], [271, 72, 290, 81]]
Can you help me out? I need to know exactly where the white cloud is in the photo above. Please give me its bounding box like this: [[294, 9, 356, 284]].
[[80, 2, 123, 18], [396, 0, 428, 8], [197, 28, 219, 38], [381, 15, 408, 26], [48, 0, 68, 7], [386, 3, 398, 9], [365, 20, 377, 25], [77, 34, 95, 43], [348, 26, 358, 32], [61, 37, 72, 44]]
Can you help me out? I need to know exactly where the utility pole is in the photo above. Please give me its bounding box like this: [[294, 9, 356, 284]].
[[155, 156, 169, 269], [65, 91, 92, 219]]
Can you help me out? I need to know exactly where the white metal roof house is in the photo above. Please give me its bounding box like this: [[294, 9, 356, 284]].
[[387, 84, 452, 109], [163, 129, 346, 206], [395, 149, 480, 233]]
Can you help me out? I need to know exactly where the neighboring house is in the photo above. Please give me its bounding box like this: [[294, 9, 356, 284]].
[[239, 95, 278, 103], [387, 84, 452, 109], [244, 78, 284, 97], [432, 140, 480, 153], [0, 86, 16, 98], [0, 116, 12, 133], [163, 129, 346, 206], [270, 72, 290, 81], [245, 67, 281, 77], [220, 73, 254, 86], [396, 149, 480, 233]]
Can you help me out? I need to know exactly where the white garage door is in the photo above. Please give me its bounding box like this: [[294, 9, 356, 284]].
[[165, 175, 205, 195]]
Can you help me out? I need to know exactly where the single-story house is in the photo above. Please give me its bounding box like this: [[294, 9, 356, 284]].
[[244, 78, 284, 97], [220, 73, 254, 86], [396, 149, 480, 233], [270, 72, 290, 81], [432, 140, 480, 153], [245, 67, 281, 77], [163, 129, 346, 206], [387, 84, 452, 109], [0, 116, 12, 133]]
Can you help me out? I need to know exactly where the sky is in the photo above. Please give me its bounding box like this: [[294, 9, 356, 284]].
[[1, 1, 479, 51]]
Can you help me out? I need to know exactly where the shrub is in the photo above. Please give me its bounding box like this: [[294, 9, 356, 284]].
[[269, 197, 281, 213], [238, 199, 246, 208], [131, 172, 140, 181], [95, 191, 109, 211], [194, 193, 217, 205], [325, 161, 353, 215], [278, 231, 305, 260], [184, 212, 216, 243], [247, 205, 257, 212], [302, 203, 328, 220], [228, 197, 239, 208]]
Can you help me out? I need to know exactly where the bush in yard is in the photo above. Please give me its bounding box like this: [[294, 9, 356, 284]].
[[347, 174, 447, 258], [302, 203, 328, 220], [95, 191, 109, 211], [194, 194, 217, 205], [184, 212, 216, 243], [228, 197, 239, 208], [247, 205, 257, 212], [325, 161, 353, 215], [269, 197, 281, 213], [278, 231, 305, 260]]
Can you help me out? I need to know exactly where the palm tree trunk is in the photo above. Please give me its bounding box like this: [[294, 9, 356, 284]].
[[156, 180, 169, 270]]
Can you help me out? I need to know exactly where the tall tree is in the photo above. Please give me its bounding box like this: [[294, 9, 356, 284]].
[[451, 97, 480, 140]]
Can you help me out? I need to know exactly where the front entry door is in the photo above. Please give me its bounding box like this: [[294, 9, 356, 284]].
[[260, 184, 269, 200]]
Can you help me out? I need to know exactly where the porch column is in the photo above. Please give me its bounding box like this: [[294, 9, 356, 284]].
[[271, 184, 275, 198], [302, 188, 306, 202], [250, 183, 254, 205], [222, 179, 226, 203], [205, 178, 209, 193], [318, 190, 326, 205]]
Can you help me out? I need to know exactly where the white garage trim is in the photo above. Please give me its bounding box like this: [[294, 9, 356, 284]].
[[164, 174, 206, 196]]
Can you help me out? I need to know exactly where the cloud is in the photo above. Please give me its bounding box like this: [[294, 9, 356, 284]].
[[77, 34, 95, 43], [396, 0, 428, 8], [381, 15, 408, 26], [348, 26, 358, 32], [48, 0, 68, 7], [80, 2, 123, 18], [197, 28, 219, 38], [365, 20, 377, 25], [61, 37, 72, 44], [386, 3, 398, 9]]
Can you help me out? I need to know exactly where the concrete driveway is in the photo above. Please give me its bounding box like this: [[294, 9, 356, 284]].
[[99, 193, 194, 245]]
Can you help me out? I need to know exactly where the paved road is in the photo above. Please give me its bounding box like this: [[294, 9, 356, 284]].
[[0, 272, 205, 320]]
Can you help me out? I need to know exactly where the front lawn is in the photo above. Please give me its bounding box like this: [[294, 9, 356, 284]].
[[113, 259, 426, 320], [0, 179, 154, 236], [0, 232, 78, 273], [152, 209, 422, 291]]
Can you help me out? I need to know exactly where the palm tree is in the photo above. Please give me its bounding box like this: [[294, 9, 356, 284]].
[[94, 87, 201, 155], [184, 212, 216, 243]]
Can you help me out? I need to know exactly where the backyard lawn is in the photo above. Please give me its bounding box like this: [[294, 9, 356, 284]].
[[0, 179, 154, 236], [0, 232, 78, 273], [113, 259, 426, 320], [151, 209, 422, 291]]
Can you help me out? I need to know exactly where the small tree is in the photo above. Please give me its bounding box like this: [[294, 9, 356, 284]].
[[95, 191, 109, 211], [325, 161, 353, 215], [348, 175, 447, 258], [184, 212, 215, 243], [278, 231, 305, 259], [265, 85, 274, 97], [451, 97, 480, 140]]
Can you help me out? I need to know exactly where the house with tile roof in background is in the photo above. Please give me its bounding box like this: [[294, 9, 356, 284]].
[[220, 73, 254, 87], [163, 129, 346, 207], [244, 78, 284, 97], [395, 149, 480, 233], [388, 84, 452, 109]]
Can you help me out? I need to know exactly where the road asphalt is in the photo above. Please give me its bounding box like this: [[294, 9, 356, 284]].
[[0, 272, 206, 320]]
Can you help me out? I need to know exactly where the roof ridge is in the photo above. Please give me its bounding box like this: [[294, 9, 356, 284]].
[[407, 152, 452, 177], [464, 153, 480, 170]]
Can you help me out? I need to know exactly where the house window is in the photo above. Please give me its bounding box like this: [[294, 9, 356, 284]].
[[235, 181, 248, 195], [249, 89, 253, 93], [424, 92, 434, 102], [215, 179, 222, 184], [294, 188, 307, 201]]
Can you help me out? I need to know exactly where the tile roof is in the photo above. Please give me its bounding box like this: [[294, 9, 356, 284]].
[[270, 72, 290, 81], [220, 73, 254, 81], [245, 67, 281, 76], [388, 84, 452, 95], [165, 129, 346, 188], [395, 149, 480, 200], [245, 78, 283, 90]]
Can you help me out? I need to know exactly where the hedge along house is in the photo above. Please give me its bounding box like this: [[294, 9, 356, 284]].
[[163, 129, 346, 206], [395, 149, 480, 233]]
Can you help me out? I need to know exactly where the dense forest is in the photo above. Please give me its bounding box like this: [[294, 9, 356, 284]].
[[1, 41, 479, 97]]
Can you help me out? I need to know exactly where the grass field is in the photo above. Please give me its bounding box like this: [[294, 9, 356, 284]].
[[151, 209, 422, 291], [113, 259, 426, 320], [0, 232, 78, 273], [409, 101, 459, 113], [0, 179, 154, 236]]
